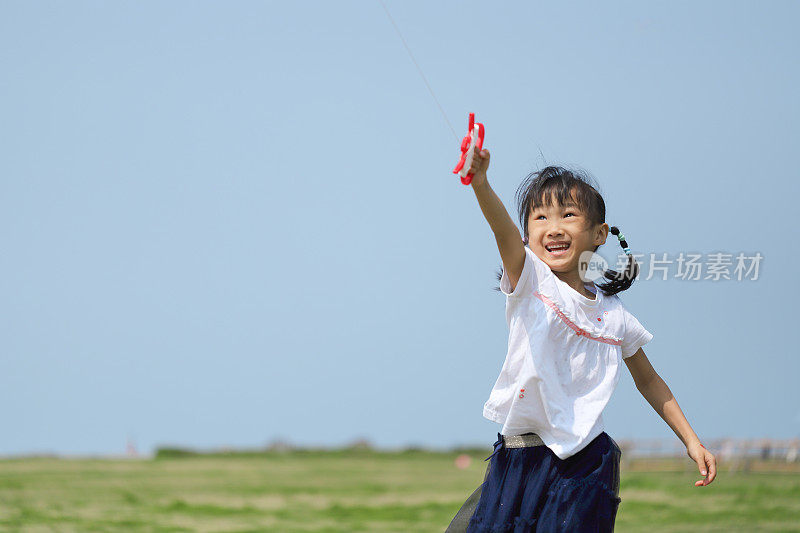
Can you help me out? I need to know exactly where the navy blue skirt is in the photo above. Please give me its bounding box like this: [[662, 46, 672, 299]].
[[447, 431, 622, 533]]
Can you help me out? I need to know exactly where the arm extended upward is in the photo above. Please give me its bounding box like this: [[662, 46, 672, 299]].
[[471, 179, 525, 290]]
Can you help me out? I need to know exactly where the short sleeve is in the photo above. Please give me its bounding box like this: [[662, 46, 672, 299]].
[[621, 308, 654, 359], [500, 246, 543, 297]]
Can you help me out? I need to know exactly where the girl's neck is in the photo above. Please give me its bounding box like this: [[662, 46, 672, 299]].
[[553, 270, 596, 300]]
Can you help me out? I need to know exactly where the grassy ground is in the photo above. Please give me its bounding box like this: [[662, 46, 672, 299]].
[[0, 450, 798, 532]]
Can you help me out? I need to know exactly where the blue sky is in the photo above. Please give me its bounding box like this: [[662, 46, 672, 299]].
[[1, 1, 798, 456]]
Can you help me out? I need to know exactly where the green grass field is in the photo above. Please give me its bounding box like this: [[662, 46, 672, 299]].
[[1, 449, 798, 532]]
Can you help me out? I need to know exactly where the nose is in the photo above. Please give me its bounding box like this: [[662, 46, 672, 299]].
[[546, 221, 565, 239]]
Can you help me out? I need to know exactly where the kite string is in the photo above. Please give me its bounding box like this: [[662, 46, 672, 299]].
[[377, 0, 460, 142]]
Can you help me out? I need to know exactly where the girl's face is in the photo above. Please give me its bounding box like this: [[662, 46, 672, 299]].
[[527, 192, 608, 275]]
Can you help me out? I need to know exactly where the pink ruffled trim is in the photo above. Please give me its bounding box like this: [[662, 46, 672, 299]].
[[533, 291, 622, 346]]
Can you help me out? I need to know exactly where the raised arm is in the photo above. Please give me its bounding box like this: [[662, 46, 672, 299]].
[[466, 147, 525, 292]]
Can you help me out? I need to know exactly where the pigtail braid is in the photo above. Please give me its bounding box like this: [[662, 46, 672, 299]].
[[595, 226, 638, 295]]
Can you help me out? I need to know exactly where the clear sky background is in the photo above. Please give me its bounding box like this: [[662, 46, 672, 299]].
[[2, 1, 798, 456]]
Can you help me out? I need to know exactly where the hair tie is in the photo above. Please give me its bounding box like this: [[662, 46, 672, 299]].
[[611, 227, 631, 256]]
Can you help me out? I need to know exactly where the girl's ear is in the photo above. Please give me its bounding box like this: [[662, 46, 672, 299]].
[[595, 223, 610, 245]]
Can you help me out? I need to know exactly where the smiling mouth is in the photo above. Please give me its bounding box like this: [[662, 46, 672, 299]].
[[545, 243, 571, 256]]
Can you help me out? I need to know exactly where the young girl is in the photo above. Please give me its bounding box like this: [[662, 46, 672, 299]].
[[446, 146, 717, 533]]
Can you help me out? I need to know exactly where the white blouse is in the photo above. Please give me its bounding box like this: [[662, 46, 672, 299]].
[[482, 245, 654, 459]]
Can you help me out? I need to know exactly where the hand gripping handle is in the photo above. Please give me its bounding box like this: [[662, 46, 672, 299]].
[[452, 112, 485, 185]]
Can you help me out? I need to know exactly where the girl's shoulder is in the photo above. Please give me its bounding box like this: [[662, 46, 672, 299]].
[[602, 292, 655, 355]]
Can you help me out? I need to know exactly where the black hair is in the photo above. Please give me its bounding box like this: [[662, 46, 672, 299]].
[[493, 165, 639, 296]]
